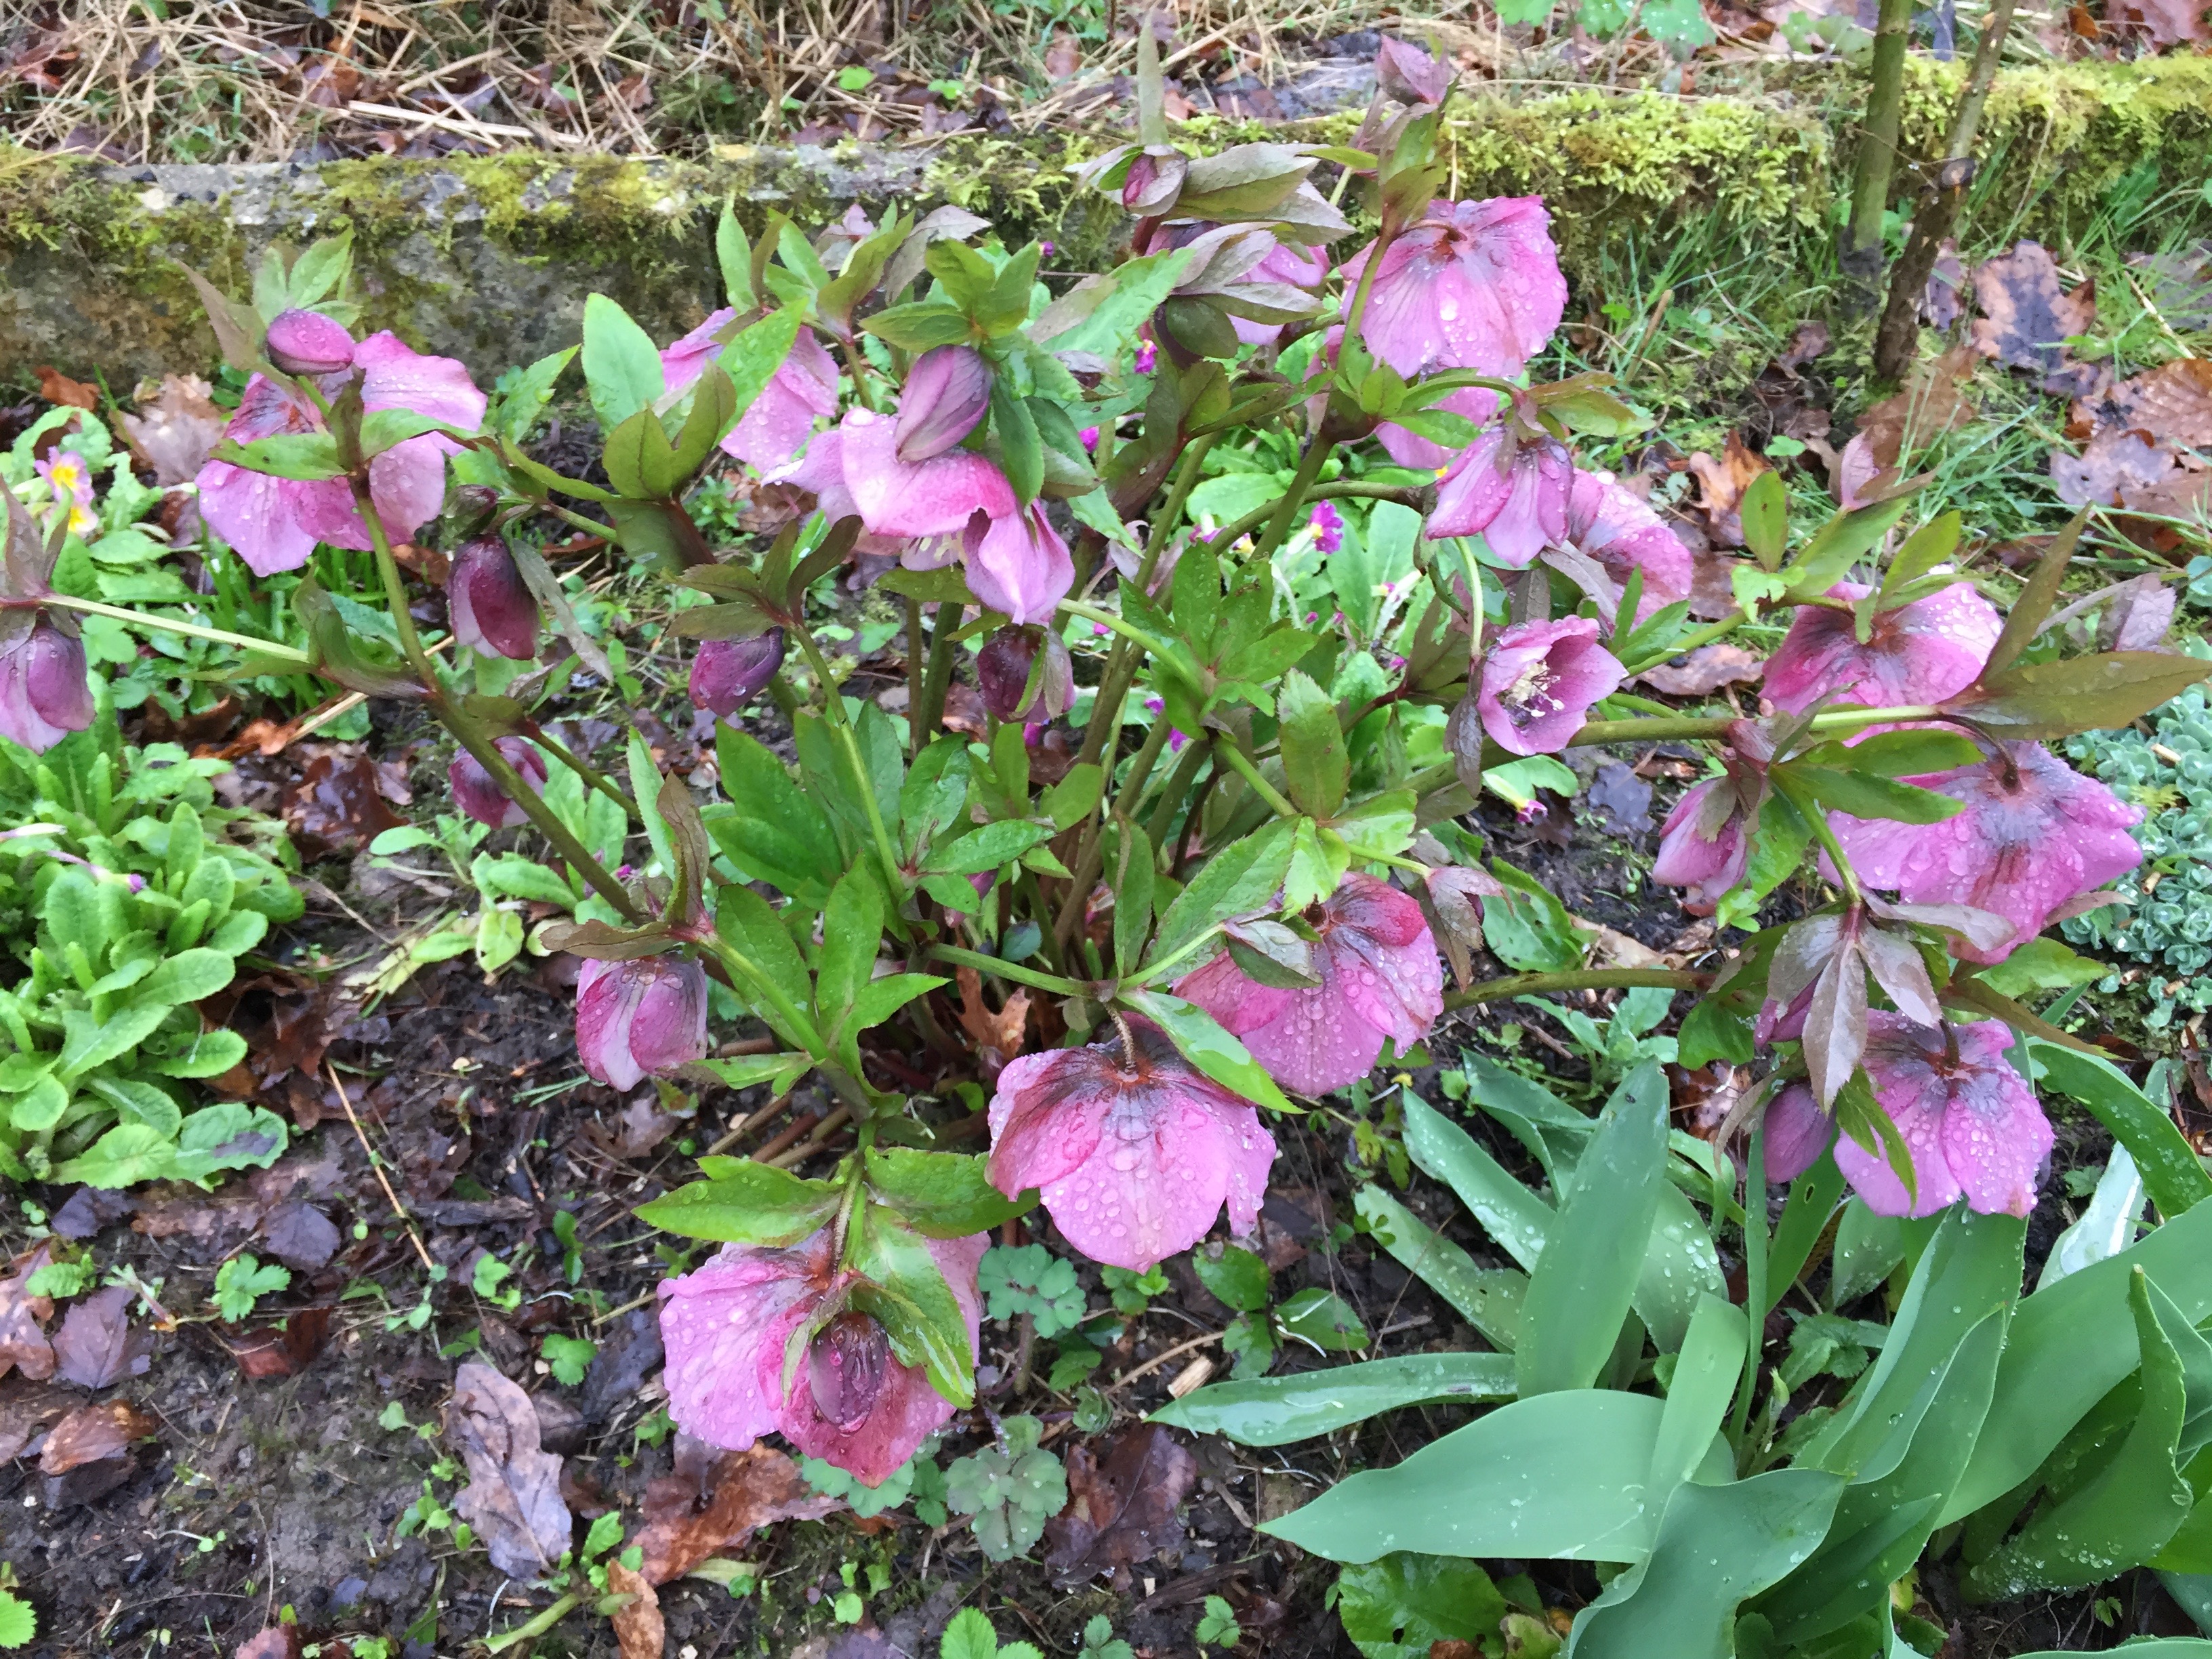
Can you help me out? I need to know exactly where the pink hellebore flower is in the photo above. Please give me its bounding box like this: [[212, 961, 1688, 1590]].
[[661, 310, 842, 473], [1565, 470, 1697, 628], [1341, 197, 1568, 380], [449, 736, 548, 830], [795, 409, 1016, 541], [1376, 385, 1499, 471], [962, 504, 1074, 626], [197, 330, 487, 577], [1765, 579, 2003, 714], [659, 1227, 985, 1486], [1176, 873, 1444, 1098], [0, 617, 94, 754], [1475, 617, 1625, 756], [977, 624, 1075, 723], [1762, 1084, 1839, 1183], [575, 954, 710, 1091], [1428, 429, 1572, 567], [1833, 1012, 2053, 1218], [893, 346, 992, 463], [447, 538, 541, 661], [1376, 35, 1453, 106], [1231, 241, 1332, 348], [1830, 742, 2142, 964], [265, 308, 357, 376], [987, 1016, 1277, 1271], [1652, 778, 1751, 914], [691, 631, 787, 719]]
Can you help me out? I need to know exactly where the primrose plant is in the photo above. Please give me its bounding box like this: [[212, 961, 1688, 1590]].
[[37, 26, 2212, 1635]]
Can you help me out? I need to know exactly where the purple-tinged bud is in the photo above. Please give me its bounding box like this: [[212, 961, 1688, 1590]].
[[265, 308, 358, 377], [690, 631, 786, 720], [575, 954, 710, 1092], [807, 1311, 893, 1430], [0, 617, 94, 755], [447, 538, 541, 661], [448, 485, 501, 539], [976, 625, 1074, 724], [1122, 148, 1188, 217], [1376, 36, 1452, 106], [893, 346, 992, 464], [449, 736, 548, 829]]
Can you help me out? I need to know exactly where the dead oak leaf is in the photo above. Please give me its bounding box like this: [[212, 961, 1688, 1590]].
[[607, 1557, 665, 1659], [1969, 241, 2109, 401], [52, 1284, 152, 1389], [33, 365, 98, 411], [2070, 358, 2212, 449], [1856, 346, 1980, 469], [1683, 432, 1768, 547], [634, 1440, 838, 1585], [2051, 429, 2177, 508], [2110, 0, 2210, 44], [119, 374, 226, 485], [40, 1397, 157, 1474], [955, 965, 1030, 1069], [1044, 1422, 1198, 1589], [446, 1360, 573, 1580], [1637, 642, 1765, 697]]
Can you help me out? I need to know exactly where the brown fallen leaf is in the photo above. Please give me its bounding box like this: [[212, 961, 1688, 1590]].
[[233, 1626, 303, 1659], [2132, 243, 2212, 333], [1044, 27, 1081, 79], [34, 365, 98, 411], [231, 1307, 334, 1380], [40, 1398, 157, 1474], [2051, 429, 2177, 508], [607, 1557, 666, 1659], [1969, 241, 2108, 401], [446, 1360, 573, 1580], [260, 1201, 340, 1271], [0, 1378, 77, 1460], [1770, 320, 1830, 375], [2100, 575, 2178, 654], [634, 1439, 838, 1585], [2110, 0, 2209, 45], [1856, 346, 1980, 469], [1683, 433, 1768, 548], [1044, 1422, 1199, 1589], [119, 374, 226, 485], [2070, 359, 2212, 449], [283, 746, 408, 861], [52, 1284, 152, 1389], [0, 1246, 56, 1382], [1637, 642, 1765, 697], [956, 965, 1030, 1074], [2118, 465, 2212, 531], [1923, 239, 1967, 330]]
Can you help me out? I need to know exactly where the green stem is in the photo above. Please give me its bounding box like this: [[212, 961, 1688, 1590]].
[[1568, 704, 1940, 747], [905, 595, 927, 755], [1202, 480, 1429, 558], [918, 598, 958, 743], [1143, 733, 1213, 851], [531, 729, 637, 817], [1057, 599, 1176, 661], [484, 1593, 581, 1655], [1786, 777, 1864, 907], [1254, 435, 1333, 561], [789, 619, 907, 898], [544, 502, 617, 545], [39, 594, 313, 666], [927, 943, 1090, 998], [1619, 609, 1750, 674], [354, 479, 644, 924], [1216, 739, 1299, 821], [1441, 968, 1708, 1013], [1052, 712, 1182, 953]]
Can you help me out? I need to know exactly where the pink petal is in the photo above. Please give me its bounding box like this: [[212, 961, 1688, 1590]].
[[987, 1049, 1107, 1195], [1936, 1023, 2052, 1217], [1376, 386, 1500, 470], [1566, 470, 1696, 626], [366, 434, 453, 546], [1230, 989, 1390, 1099], [1832, 1073, 1960, 1218], [962, 506, 1073, 626], [661, 306, 739, 396], [353, 331, 488, 431], [723, 331, 841, 471], [1763, 1084, 1839, 1183], [1170, 951, 1295, 1038], [840, 410, 1014, 539], [657, 1237, 829, 1453], [1766, 579, 2001, 714], [196, 460, 323, 576]]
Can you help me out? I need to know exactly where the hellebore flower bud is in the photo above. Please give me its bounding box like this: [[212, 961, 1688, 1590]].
[[447, 538, 541, 661], [0, 617, 94, 755], [807, 1311, 894, 1431], [1122, 148, 1189, 216], [893, 347, 991, 464], [976, 625, 1075, 724], [449, 736, 548, 829], [1376, 36, 1452, 106], [265, 308, 358, 377], [690, 630, 786, 720], [575, 955, 710, 1092], [447, 484, 501, 540]]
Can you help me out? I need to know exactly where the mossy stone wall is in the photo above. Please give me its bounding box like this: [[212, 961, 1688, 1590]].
[[3, 53, 2207, 386]]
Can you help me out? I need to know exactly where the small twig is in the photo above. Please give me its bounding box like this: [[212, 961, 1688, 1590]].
[[703, 1091, 798, 1158], [1111, 1330, 1223, 1389], [327, 1061, 434, 1271]]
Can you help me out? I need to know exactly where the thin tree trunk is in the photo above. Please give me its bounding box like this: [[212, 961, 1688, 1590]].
[[1841, 0, 1917, 292], [1872, 0, 2020, 381]]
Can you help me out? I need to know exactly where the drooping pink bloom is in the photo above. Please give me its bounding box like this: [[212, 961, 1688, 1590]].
[[0, 617, 94, 754], [986, 1016, 1277, 1270], [1309, 499, 1345, 554], [977, 625, 1075, 722], [1475, 617, 1624, 756], [1763, 1084, 1839, 1183], [1652, 779, 1751, 914], [1177, 873, 1444, 1098], [1565, 469, 1696, 628], [659, 1227, 985, 1486], [447, 538, 541, 660], [1832, 1012, 2053, 1218], [449, 735, 548, 830], [963, 504, 1073, 626], [1079, 426, 1102, 453], [826, 409, 1016, 541], [1830, 742, 2142, 964], [1428, 429, 1572, 566], [1376, 385, 1500, 471], [197, 331, 485, 576], [1231, 240, 1331, 348], [575, 954, 710, 1091], [661, 310, 842, 474], [1765, 580, 2002, 714], [1341, 197, 1567, 380], [893, 346, 991, 462], [691, 630, 786, 718]]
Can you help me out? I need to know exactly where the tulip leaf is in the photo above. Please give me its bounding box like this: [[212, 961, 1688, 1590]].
[[1121, 988, 1291, 1113], [1355, 1184, 1525, 1353], [2027, 1040, 2212, 1221], [864, 1146, 1033, 1238], [1151, 1352, 1517, 1446], [636, 1163, 842, 1246], [1401, 1092, 1551, 1272]]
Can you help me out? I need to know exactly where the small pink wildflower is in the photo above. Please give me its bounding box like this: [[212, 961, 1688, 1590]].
[[659, 1227, 985, 1486], [1079, 425, 1102, 453], [32, 450, 97, 535], [987, 1016, 1277, 1271], [1177, 873, 1443, 1098], [1134, 338, 1158, 375], [1310, 499, 1345, 554], [1830, 742, 2142, 964], [1765, 580, 2002, 714], [1475, 617, 1625, 756], [1832, 1013, 2054, 1218]]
